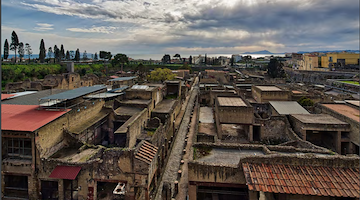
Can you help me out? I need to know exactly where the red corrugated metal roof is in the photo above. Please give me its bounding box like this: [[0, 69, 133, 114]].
[[242, 163, 360, 198], [1, 94, 15, 100], [49, 166, 81, 180], [1, 104, 70, 132]]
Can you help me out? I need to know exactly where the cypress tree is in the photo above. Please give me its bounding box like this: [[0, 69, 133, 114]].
[[4, 39, 9, 59], [39, 39, 46, 63]]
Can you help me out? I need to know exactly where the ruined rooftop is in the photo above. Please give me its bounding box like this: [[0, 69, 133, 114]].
[[290, 114, 349, 125], [255, 86, 282, 91], [152, 99, 178, 113], [217, 97, 247, 107]]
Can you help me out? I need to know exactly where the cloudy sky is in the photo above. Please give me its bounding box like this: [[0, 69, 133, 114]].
[[1, 0, 359, 58]]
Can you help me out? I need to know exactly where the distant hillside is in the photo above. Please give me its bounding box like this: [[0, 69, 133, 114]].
[[243, 50, 273, 54], [297, 50, 359, 54]]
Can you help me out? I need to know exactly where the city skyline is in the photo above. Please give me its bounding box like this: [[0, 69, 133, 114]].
[[1, 0, 359, 55]]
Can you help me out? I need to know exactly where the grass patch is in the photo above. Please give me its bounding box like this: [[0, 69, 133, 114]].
[[145, 127, 157, 136], [165, 94, 178, 99], [193, 146, 212, 160], [340, 81, 360, 85]]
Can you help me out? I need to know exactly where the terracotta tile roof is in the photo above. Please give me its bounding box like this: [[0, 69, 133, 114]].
[[135, 141, 158, 164], [242, 163, 360, 198]]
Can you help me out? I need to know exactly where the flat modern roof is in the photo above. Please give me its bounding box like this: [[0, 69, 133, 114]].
[[196, 148, 264, 166], [108, 76, 137, 82], [269, 101, 310, 115], [152, 99, 177, 113], [290, 114, 348, 125], [1, 104, 70, 132], [1, 94, 15, 100], [255, 86, 282, 91], [40, 85, 106, 101], [120, 99, 151, 105], [84, 92, 124, 99], [217, 97, 247, 107], [115, 106, 142, 116], [3, 89, 68, 105], [322, 104, 360, 122], [345, 100, 360, 107]]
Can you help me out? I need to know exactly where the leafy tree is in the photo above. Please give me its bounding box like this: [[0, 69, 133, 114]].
[[25, 43, 32, 63], [267, 58, 285, 78], [39, 39, 46, 63], [48, 47, 53, 59], [54, 45, 60, 63], [243, 55, 252, 68], [112, 53, 128, 73], [147, 68, 176, 82], [162, 54, 171, 64], [10, 31, 20, 63], [94, 52, 98, 60], [298, 97, 314, 107], [99, 51, 112, 61], [60, 44, 65, 60], [135, 63, 147, 80], [18, 42, 25, 60], [204, 54, 207, 64], [230, 56, 234, 66], [174, 53, 181, 62], [189, 55, 192, 64], [75, 48, 80, 61], [83, 50, 88, 60], [66, 50, 70, 60], [4, 39, 9, 59]]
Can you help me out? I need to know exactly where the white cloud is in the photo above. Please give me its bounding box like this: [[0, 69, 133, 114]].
[[66, 26, 118, 34], [34, 23, 54, 31]]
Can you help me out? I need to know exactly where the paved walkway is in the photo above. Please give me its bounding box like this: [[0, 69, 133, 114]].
[[155, 78, 199, 200], [176, 96, 198, 200]]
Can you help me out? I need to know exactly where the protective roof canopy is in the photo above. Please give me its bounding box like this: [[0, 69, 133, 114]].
[[269, 101, 310, 115], [40, 85, 106, 101], [49, 166, 81, 180], [1, 104, 70, 132], [108, 76, 137, 82]]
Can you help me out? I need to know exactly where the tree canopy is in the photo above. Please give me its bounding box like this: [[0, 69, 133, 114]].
[[75, 48, 80, 61], [147, 68, 176, 82], [18, 42, 25, 59], [99, 51, 112, 61], [10, 31, 20, 63], [4, 39, 9, 59], [267, 58, 285, 78], [65, 50, 70, 60], [39, 39, 46, 63], [60, 44, 65, 60], [25, 43, 32, 63]]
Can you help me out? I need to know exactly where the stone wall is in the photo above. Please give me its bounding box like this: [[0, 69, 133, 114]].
[[36, 100, 105, 158], [315, 104, 360, 146]]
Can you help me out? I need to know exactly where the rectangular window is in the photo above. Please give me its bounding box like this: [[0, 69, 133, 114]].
[[64, 179, 79, 200], [329, 57, 333, 62], [4, 175, 29, 199], [7, 138, 32, 159]]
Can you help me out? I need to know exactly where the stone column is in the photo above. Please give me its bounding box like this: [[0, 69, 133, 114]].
[[248, 125, 253, 142], [301, 129, 307, 141], [188, 185, 197, 200], [58, 179, 64, 200], [336, 131, 341, 154], [249, 190, 259, 200]]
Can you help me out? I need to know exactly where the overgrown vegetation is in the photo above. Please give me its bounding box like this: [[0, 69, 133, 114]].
[[297, 96, 314, 107], [193, 146, 212, 160]]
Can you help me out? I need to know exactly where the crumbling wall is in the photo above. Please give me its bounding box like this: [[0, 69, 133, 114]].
[[255, 116, 290, 142], [36, 100, 105, 158]]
